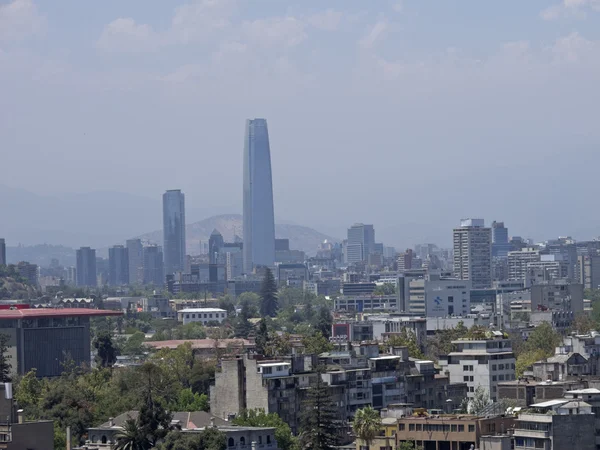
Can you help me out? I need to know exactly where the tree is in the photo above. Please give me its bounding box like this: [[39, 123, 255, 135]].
[[122, 331, 146, 356], [516, 349, 547, 378], [384, 329, 424, 359], [94, 331, 118, 368], [0, 333, 12, 382], [468, 386, 492, 416], [314, 306, 333, 338], [398, 441, 423, 450], [114, 417, 152, 450], [174, 388, 209, 412], [572, 313, 595, 334], [157, 428, 226, 450], [299, 368, 338, 450], [233, 299, 253, 338], [218, 296, 236, 316], [255, 319, 269, 355], [302, 331, 334, 355], [373, 283, 396, 296], [260, 268, 279, 317], [352, 406, 382, 448], [15, 369, 44, 415], [524, 322, 562, 356], [233, 409, 299, 450]]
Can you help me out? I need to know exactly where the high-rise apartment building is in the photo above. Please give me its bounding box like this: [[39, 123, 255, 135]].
[[126, 239, 143, 285], [17, 261, 38, 286], [143, 245, 164, 286], [346, 223, 375, 265], [108, 245, 129, 286], [243, 118, 276, 272], [163, 190, 186, 276], [76, 247, 97, 287], [491, 221, 511, 258], [508, 248, 541, 281], [0, 238, 6, 266], [453, 219, 492, 289]]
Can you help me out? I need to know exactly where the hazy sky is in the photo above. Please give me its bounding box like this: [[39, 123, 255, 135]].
[[2, 0, 600, 244]]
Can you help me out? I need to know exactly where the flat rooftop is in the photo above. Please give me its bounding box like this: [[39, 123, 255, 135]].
[[0, 308, 123, 319], [178, 308, 226, 313], [145, 339, 253, 349]]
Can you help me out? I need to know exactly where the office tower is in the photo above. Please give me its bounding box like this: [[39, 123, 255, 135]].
[[0, 238, 5, 266], [143, 245, 164, 286], [491, 221, 511, 258], [346, 223, 375, 265], [209, 229, 224, 264], [76, 247, 97, 287], [453, 219, 492, 289], [577, 255, 600, 290], [243, 118, 276, 272], [397, 249, 414, 272], [108, 245, 129, 286], [126, 239, 144, 285], [163, 189, 186, 275]]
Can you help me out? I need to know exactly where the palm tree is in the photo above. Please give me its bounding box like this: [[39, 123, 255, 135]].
[[113, 418, 151, 450], [352, 406, 382, 449]]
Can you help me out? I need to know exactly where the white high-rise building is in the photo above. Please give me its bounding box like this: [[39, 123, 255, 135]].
[[508, 248, 540, 281], [453, 219, 492, 289]]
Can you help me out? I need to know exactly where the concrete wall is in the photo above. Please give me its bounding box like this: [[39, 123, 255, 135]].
[[3, 421, 54, 450], [551, 414, 595, 450], [210, 357, 245, 420]]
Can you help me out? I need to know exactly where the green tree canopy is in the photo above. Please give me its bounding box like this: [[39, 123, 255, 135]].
[[94, 331, 118, 368], [302, 331, 334, 355], [260, 268, 279, 317], [299, 368, 338, 450], [233, 409, 299, 450], [352, 406, 382, 447], [0, 333, 12, 382]]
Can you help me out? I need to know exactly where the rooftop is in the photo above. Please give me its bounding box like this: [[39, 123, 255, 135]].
[[145, 339, 253, 350], [0, 308, 123, 319], [178, 308, 226, 313]]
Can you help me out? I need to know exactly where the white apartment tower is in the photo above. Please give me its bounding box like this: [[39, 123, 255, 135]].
[[453, 219, 492, 289], [440, 334, 516, 402]]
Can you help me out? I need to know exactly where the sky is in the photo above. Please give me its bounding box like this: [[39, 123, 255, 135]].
[[2, 0, 600, 246]]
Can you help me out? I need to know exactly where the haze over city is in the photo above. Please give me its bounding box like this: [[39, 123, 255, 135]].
[[3, 0, 600, 249]]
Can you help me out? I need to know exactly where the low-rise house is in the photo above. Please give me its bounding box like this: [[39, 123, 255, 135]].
[[513, 399, 596, 450], [532, 352, 589, 381], [82, 411, 280, 450]]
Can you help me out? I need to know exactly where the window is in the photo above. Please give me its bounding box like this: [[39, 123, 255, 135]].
[[416, 424, 422, 431], [267, 435, 271, 444], [228, 438, 235, 447], [399, 424, 405, 431], [469, 376, 473, 382], [492, 365, 497, 370], [258, 436, 262, 444], [101, 436, 107, 444], [469, 386, 474, 392], [185, 314, 189, 319], [464, 376, 470, 382], [409, 424, 415, 431], [240, 437, 245, 445], [492, 376, 497, 381], [192, 314, 196, 318], [499, 375, 505, 381], [468, 425, 475, 432], [499, 364, 504, 370], [451, 425, 457, 432], [458, 425, 464, 432]]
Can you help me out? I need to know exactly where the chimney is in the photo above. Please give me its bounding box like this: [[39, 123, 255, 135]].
[[17, 409, 23, 424], [109, 417, 114, 427], [210, 417, 215, 428], [66, 426, 71, 450]]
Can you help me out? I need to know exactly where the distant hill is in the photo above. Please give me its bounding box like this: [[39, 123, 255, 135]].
[[138, 214, 339, 256]]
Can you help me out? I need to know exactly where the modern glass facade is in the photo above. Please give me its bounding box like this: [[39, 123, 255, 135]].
[[243, 118, 276, 272], [163, 189, 186, 275]]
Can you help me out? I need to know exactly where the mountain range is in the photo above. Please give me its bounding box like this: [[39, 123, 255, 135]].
[[137, 214, 337, 256]]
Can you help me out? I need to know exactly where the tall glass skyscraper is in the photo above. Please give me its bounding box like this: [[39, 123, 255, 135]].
[[163, 189, 186, 275], [243, 118, 276, 272]]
